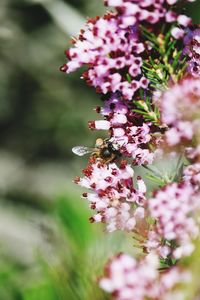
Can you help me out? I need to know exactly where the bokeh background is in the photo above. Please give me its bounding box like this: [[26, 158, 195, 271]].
[[0, 1, 199, 299]]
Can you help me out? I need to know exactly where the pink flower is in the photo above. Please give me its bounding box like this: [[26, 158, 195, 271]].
[[159, 78, 200, 147], [167, 0, 178, 4], [90, 95, 161, 165], [104, 0, 193, 29], [183, 163, 200, 188], [99, 252, 189, 300], [75, 161, 147, 232], [185, 145, 200, 161], [147, 182, 200, 259], [184, 28, 200, 78], [171, 27, 185, 39], [177, 15, 191, 27], [89, 120, 111, 130], [165, 122, 194, 146], [61, 14, 148, 100]]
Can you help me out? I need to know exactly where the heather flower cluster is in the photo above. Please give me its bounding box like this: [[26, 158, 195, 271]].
[[159, 77, 200, 147], [184, 28, 200, 77], [61, 0, 200, 298], [89, 94, 159, 165], [183, 163, 200, 187], [99, 253, 190, 300], [76, 161, 147, 232], [61, 13, 148, 100], [147, 182, 200, 259], [104, 0, 193, 35]]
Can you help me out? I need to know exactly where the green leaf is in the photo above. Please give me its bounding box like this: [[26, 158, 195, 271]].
[[55, 194, 95, 249]]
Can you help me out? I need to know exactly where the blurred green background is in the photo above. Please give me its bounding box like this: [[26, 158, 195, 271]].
[[0, 0, 199, 299]]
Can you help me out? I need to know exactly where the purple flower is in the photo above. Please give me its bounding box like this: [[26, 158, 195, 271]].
[[184, 28, 200, 78]]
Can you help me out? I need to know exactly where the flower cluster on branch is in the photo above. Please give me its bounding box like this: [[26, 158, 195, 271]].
[[61, 0, 200, 298], [99, 252, 190, 300], [76, 160, 146, 232]]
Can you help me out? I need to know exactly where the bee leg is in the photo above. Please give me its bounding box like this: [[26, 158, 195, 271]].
[[105, 154, 116, 166]]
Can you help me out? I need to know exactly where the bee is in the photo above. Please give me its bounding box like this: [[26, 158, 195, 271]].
[[72, 138, 121, 164]]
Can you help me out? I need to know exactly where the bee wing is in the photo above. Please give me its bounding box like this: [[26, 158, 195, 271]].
[[72, 146, 93, 156]]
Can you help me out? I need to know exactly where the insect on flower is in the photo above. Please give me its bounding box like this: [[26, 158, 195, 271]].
[[72, 138, 121, 164]]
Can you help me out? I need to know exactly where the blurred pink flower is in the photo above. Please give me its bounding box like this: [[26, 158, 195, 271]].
[[99, 252, 189, 300], [148, 182, 199, 259], [159, 78, 200, 146]]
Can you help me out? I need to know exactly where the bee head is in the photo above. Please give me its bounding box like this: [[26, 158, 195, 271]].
[[95, 138, 104, 148]]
